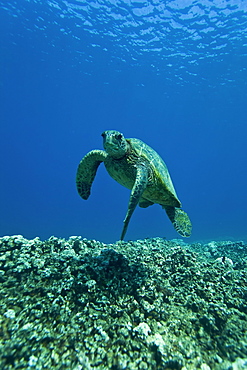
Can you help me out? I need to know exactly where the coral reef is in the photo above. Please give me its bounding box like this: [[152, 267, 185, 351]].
[[0, 235, 247, 369]]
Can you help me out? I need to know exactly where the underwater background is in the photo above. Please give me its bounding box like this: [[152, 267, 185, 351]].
[[0, 0, 247, 243]]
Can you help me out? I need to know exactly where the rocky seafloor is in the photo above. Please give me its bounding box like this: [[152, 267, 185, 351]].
[[0, 235, 247, 370]]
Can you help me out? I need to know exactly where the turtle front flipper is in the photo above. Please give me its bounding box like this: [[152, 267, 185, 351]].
[[76, 150, 107, 200], [163, 206, 192, 237], [120, 164, 148, 240]]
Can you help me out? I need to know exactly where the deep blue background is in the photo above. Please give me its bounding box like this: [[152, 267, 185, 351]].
[[0, 0, 247, 243]]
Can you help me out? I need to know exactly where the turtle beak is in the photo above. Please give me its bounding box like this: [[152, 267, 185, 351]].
[[108, 136, 115, 146]]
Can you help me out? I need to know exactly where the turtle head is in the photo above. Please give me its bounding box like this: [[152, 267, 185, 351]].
[[101, 130, 128, 159]]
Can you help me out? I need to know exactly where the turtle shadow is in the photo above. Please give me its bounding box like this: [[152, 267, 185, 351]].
[[75, 248, 148, 300]]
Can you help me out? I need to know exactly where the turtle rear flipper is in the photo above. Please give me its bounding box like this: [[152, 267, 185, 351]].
[[164, 206, 192, 237], [76, 150, 107, 200]]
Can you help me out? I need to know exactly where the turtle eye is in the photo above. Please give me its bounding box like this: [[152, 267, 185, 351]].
[[101, 132, 106, 138], [116, 134, 122, 140]]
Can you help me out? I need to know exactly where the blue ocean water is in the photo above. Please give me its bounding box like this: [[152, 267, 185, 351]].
[[0, 0, 246, 243]]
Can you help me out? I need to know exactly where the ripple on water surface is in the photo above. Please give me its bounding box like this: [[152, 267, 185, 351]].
[[1, 0, 247, 84]]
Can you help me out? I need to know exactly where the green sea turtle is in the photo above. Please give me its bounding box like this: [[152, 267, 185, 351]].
[[76, 130, 192, 240]]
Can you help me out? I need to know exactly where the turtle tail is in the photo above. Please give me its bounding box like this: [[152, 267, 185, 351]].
[[163, 206, 192, 237]]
